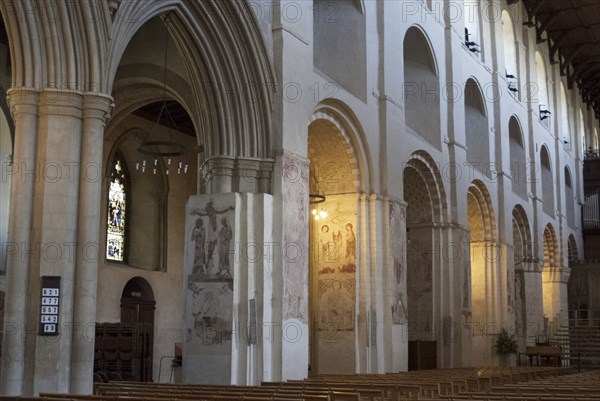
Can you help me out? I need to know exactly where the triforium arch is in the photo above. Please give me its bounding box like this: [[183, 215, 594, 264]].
[[307, 99, 370, 374], [403, 150, 448, 369], [508, 116, 527, 198], [511, 205, 532, 349], [403, 25, 440, 149], [464, 78, 490, 173], [106, 0, 275, 162], [467, 179, 500, 365]]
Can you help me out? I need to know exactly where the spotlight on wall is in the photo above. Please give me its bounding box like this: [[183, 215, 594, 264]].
[[539, 105, 552, 121], [464, 28, 480, 53]]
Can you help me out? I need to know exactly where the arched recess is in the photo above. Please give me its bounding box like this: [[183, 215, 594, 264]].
[[403, 150, 448, 370], [467, 180, 498, 365], [542, 224, 560, 323], [564, 166, 575, 227], [465, 79, 490, 173], [501, 10, 519, 97], [313, 0, 366, 100], [540, 146, 554, 216], [105, 1, 275, 160], [403, 26, 441, 149], [559, 83, 571, 149], [307, 102, 369, 374], [512, 206, 531, 350], [509, 116, 527, 199]]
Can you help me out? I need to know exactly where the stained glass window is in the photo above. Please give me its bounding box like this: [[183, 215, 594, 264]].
[[106, 154, 128, 262]]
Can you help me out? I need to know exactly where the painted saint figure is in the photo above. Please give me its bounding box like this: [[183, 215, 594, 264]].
[[191, 200, 234, 276], [191, 218, 206, 274], [218, 217, 233, 277], [345, 223, 356, 265]]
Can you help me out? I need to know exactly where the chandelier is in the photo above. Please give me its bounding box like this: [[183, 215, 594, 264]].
[[135, 14, 189, 176], [310, 193, 328, 220]]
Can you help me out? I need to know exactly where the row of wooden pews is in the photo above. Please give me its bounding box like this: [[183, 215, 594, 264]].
[[0, 366, 595, 401]]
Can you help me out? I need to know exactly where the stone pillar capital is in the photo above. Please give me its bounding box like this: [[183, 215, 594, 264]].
[[37, 88, 84, 118], [202, 155, 275, 194], [6, 87, 40, 117], [82, 92, 114, 124]]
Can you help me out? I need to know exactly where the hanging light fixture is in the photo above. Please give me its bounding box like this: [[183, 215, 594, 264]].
[[309, 193, 328, 220], [136, 14, 189, 176]]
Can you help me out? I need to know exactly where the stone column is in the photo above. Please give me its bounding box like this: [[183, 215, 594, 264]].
[[523, 259, 544, 345], [542, 266, 570, 327], [32, 89, 84, 395], [0, 88, 39, 396], [182, 157, 275, 385], [70, 93, 113, 394], [273, 151, 309, 381]]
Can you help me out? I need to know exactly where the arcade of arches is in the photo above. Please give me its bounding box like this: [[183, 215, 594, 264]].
[[0, 0, 597, 396]]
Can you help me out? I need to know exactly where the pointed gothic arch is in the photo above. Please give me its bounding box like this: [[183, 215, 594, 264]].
[[106, 1, 275, 160]]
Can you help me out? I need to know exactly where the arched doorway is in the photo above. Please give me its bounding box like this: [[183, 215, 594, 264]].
[[121, 277, 156, 382], [307, 112, 362, 374], [403, 151, 447, 369]]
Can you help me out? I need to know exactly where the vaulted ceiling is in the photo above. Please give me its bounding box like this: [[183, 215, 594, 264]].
[[520, 0, 600, 120]]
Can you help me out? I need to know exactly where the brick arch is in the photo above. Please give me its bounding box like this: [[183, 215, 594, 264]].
[[512, 205, 532, 268], [568, 234, 578, 266], [309, 101, 372, 193], [543, 224, 558, 270], [467, 180, 497, 242]]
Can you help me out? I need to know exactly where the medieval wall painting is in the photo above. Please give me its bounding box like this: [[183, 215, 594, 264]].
[[313, 195, 356, 373], [282, 153, 309, 323], [390, 202, 407, 325], [183, 195, 236, 383]]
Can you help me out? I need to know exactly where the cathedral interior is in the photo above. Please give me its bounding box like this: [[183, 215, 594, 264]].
[[0, 0, 599, 397]]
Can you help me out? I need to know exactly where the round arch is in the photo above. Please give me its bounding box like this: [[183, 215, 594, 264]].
[[309, 99, 373, 193], [403, 150, 448, 369], [467, 179, 498, 366], [542, 224, 558, 270], [403, 25, 441, 148], [307, 100, 369, 375], [404, 150, 448, 224], [567, 234, 578, 266], [509, 116, 527, 197], [467, 179, 497, 243]]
